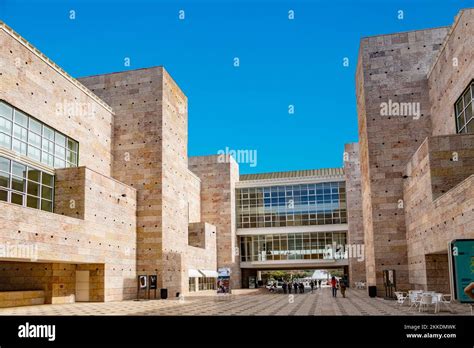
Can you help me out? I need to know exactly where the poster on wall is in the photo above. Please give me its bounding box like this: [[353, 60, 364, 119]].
[[217, 268, 231, 294], [149, 275, 157, 290], [138, 275, 147, 289], [448, 239, 474, 303]]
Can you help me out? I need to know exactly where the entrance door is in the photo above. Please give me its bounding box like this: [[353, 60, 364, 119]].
[[75, 270, 90, 302]]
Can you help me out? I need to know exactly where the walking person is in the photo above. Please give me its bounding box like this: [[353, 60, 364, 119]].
[[288, 282, 292, 294], [282, 281, 287, 294], [293, 282, 298, 294], [318, 279, 322, 289], [330, 276, 338, 297], [299, 282, 304, 294], [310, 280, 314, 293], [340, 275, 348, 298]]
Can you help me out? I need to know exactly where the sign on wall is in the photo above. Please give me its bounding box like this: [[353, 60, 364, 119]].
[[448, 239, 474, 303]]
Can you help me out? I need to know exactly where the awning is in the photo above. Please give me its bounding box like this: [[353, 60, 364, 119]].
[[188, 269, 202, 278], [199, 270, 218, 278]]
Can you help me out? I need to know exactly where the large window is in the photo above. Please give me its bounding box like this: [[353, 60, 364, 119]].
[[198, 277, 216, 291], [0, 156, 54, 212], [240, 232, 347, 262], [189, 277, 197, 292], [236, 182, 347, 228], [0, 101, 79, 168], [455, 81, 473, 134]]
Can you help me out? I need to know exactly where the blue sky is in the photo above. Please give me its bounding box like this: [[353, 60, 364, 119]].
[[0, 0, 472, 174]]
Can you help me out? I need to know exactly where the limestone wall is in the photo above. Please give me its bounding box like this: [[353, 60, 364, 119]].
[[428, 9, 474, 136], [403, 134, 474, 291], [188, 155, 241, 288], [356, 27, 449, 294], [343, 143, 366, 285], [0, 24, 114, 176]]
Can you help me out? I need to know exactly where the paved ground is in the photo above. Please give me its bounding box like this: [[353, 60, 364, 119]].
[[0, 288, 471, 316]]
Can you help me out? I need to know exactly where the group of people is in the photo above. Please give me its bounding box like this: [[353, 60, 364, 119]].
[[330, 275, 349, 298], [269, 279, 326, 294], [281, 281, 306, 294], [268, 275, 350, 298]]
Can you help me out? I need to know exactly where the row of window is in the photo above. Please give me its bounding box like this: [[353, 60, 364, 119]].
[[240, 232, 347, 262], [0, 156, 54, 212], [188, 277, 217, 292], [199, 277, 217, 291], [238, 211, 347, 228], [238, 182, 345, 199], [0, 101, 78, 168], [237, 182, 347, 228], [455, 81, 474, 134]]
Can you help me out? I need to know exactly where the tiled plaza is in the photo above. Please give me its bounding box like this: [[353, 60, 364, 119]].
[[0, 288, 471, 316]]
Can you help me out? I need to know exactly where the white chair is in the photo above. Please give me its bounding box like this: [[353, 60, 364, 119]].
[[432, 293, 441, 313], [394, 291, 407, 306], [419, 294, 434, 313], [436, 294, 454, 313], [408, 291, 422, 310]]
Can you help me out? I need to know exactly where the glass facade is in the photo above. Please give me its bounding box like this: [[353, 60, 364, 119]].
[[0, 101, 79, 168], [240, 232, 347, 262], [198, 277, 216, 290], [0, 156, 54, 212], [189, 277, 197, 292], [236, 182, 346, 228], [455, 81, 473, 134]]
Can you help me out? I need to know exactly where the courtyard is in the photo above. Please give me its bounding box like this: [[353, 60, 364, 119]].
[[0, 288, 471, 316]]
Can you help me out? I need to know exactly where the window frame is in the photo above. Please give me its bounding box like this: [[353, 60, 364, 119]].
[[454, 80, 474, 134], [0, 100, 79, 168], [0, 155, 55, 213]]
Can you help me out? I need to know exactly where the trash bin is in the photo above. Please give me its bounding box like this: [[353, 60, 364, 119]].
[[160, 288, 168, 299], [368, 286, 377, 298]]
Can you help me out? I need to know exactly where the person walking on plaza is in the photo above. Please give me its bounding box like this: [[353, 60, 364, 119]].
[[330, 276, 338, 297], [282, 281, 287, 294], [318, 279, 322, 289], [288, 282, 292, 294], [340, 275, 348, 298], [310, 280, 314, 293], [299, 282, 304, 294], [293, 282, 298, 294]]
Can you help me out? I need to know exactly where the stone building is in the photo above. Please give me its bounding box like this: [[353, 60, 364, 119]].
[[0, 22, 219, 305], [0, 7, 471, 308], [356, 8, 474, 295], [0, 20, 364, 307]]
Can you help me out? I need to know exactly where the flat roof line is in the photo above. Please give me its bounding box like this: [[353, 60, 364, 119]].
[[240, 168, 344, 181], [427, 9, 472, 78], [77, 65, 165, 79], [0, 20, 114, 114]]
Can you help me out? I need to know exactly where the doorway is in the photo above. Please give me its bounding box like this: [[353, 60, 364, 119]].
[[75, 270, 90, 302]]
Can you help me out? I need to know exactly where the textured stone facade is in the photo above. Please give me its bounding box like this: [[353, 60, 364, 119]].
[[188, 155, 241, 288], [0, 290, 45, 308], [344, 143, 366, 286], [79, 68, 218, 296], [428, 10, 474, 136], [0, 21, 218, 304], [356, 26, 449, 294], [404, 134, 474, 292], [0, 23, 114, 177], [356, 9, 474, 294]]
